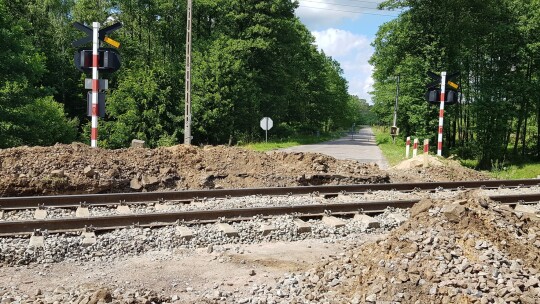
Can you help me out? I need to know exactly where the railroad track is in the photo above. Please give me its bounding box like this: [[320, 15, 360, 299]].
[[0, 178, 539, 210], [0, 179, 538, 236]]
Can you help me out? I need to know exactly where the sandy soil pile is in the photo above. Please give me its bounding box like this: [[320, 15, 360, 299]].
[[389, 155, 491, 182], [0, 144, 388, 196]]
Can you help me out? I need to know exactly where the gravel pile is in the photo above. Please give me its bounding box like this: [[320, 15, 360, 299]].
[[268, 191, 540, 303]]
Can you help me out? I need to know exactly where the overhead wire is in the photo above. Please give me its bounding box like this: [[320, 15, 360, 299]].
[[300, 0, 403, 12], [297, 5, 401, 17]]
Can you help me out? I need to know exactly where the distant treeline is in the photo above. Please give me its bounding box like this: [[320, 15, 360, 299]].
[[0, 0, 373, 149], [371, 0, 540, 168]]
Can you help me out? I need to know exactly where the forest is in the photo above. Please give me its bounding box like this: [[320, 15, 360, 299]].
[[0, 0, 369, 149], [371, 0, 540, 168]]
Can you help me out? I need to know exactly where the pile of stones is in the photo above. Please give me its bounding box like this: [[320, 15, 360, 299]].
[[270, 191, 540, 303]]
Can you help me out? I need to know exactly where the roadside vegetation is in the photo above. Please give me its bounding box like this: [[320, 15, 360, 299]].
[[0, 0, 370, 149], [241, 132, 343, 152], [372, 126, 406, 166], [371, 0, 540, 170], [373, 127, 540, 179]]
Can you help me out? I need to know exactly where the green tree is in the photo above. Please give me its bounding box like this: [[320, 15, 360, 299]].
[[0, 0, 77, 148]]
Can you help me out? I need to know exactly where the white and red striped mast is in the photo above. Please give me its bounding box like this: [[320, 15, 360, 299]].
[[437, 71, 446, 156], [91, 22, 100, 148]]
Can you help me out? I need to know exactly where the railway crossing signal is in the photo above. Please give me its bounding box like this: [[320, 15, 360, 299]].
[[74, 48, 121, 73], [72, 22, 122, 48], [72, 21, 122, 147], [426, 71, 460, 156], [426, 71, 460, 105]]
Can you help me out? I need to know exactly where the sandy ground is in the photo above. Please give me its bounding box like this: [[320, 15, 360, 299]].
[[0, 235, 384, 303]]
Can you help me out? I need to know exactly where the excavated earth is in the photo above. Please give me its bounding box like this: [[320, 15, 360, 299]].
[[0, 144, 390, 197], [2, 144, 534, 304], [0, 144, 490, 197]]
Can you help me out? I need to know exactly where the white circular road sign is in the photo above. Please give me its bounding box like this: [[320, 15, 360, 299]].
[[260, 117, 273, 130]]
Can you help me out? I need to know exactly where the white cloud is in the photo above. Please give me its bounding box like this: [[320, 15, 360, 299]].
[[311, 28, 374, 102], [295, 0, 387, 29], [312, 29, 369, 57], [296, 2, 358, 29]]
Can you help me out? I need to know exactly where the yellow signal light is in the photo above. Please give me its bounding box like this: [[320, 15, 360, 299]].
[[447, 81, 459, 90], [104, 36, 120, 48]]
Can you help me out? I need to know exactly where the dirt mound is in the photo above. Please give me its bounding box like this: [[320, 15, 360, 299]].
[[393, 154, 444, 169], [307, 191, 540, 303], [389, 155, 491, 182], [0, 144, 388, 196]]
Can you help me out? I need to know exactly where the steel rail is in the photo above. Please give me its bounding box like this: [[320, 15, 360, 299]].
[[0, 179, 539, 210], [0, 193, 538, 236]]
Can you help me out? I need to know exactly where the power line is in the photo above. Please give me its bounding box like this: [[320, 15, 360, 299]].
[[343, 0, 385, 4], [298, 5, 401, 17], [300, 0, 403, 12], [304, 0, 387, 4]]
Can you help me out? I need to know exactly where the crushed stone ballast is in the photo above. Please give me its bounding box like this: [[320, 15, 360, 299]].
[[0, 178, 539, 210], [0, 192, 538, 236]]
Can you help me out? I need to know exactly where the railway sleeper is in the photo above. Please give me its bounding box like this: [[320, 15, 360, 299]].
[[216, 222, 239, 237], [293, 218, 312, 233], [116, 205, 131, 214], [175, 226, 194, 240], [352, 213, 380, 229], [259, 223, 276, 236], [75, 206, 90, 218], [34, 209, 47, 220], [322, 216, 346, 228]]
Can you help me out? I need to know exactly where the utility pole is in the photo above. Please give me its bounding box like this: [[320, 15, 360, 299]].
[[184, 0, 192, 145], [391, 74, 400, 144]]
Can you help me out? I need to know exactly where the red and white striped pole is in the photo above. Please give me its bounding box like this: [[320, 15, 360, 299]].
[[91, 22, 100, 148], [413, 138, 418, 157], [405, 136, 411, 158], [423, 139, 429, 167], [437, 71, 446, 156]]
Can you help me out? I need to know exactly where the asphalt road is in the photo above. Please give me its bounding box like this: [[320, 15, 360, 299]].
[[280, 127, 389, 169]]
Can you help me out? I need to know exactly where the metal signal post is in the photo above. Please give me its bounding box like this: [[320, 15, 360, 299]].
[[91, 22, 100, 148], [184, 0, 193, 145], [437, 72, 446, 156], [72, 21, 122, 148]]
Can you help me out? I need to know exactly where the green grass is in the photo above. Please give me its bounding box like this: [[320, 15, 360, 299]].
[[371, 126, 408, 166], [372, 125, 540, 179], [485, 162, 540, 179], [240, 132, 342, 152], [458, 155, 540, 179]]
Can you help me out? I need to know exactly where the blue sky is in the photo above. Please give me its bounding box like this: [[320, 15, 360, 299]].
[[295, 0, 400, 103]]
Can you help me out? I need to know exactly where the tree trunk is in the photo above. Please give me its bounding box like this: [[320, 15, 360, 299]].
[[522, 101, 528, 157], [537, 102, 540, 159], [513, 101, 523, 155]]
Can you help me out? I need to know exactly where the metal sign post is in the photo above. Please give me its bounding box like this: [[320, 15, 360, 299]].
[[260, 117, 273, 143]]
